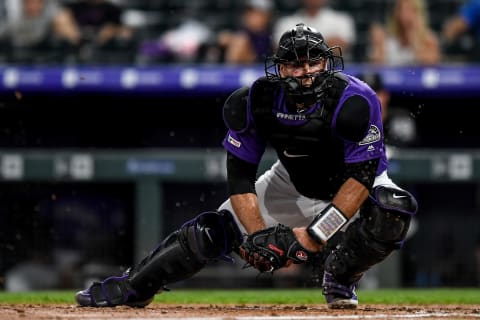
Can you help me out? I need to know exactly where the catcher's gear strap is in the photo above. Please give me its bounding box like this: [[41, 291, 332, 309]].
[[307, 204, 348, 244], [223, 86, 250, 132], [318, 72, 349, 119], [335, 94, 371, 142], [369, 185, 418, 216], [324, 218, 392, 285], [129, 210, 243, 298], [344, 158, 380, 190], [83, 274, 141, 307], [128, 231, 206, 299], [250, 74, 346, 129], [249, 77, 278, 135], [226, 152, 258, 195]]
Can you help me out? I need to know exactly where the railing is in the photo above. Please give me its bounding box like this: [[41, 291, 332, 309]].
[[1, 64, 480, 97]]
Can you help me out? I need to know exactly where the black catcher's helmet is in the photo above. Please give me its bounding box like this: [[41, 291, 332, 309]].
[[265, 23, 344, 106]]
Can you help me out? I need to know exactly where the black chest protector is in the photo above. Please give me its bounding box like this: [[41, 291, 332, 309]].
[[250, 74, 348, 199]]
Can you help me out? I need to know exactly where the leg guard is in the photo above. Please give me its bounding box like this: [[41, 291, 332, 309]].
[[324, 185, 418, 284], [75, 209, 243, 307], [128, 209, 243, 298]]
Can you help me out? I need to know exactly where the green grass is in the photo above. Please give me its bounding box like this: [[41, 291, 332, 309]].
[[0, 288, 479, 305]]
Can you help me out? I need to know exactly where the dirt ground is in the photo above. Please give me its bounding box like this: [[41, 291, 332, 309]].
[[1, 304, 479, 320]]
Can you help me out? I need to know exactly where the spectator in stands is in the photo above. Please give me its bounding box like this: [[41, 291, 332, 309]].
[[216, 0, 274, 64], [0, 0, 18, 61], [442, 0, 480, 62], [0, 0, 21, 34], [368, 0, 441, 66], [137, 11, 215, 64], [0, 0, 79, 63], [64, 0, 135, 63], [273, 0, 356, 60]]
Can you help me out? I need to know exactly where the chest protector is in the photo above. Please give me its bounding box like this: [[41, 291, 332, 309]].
[[250, 74, 348, 199]]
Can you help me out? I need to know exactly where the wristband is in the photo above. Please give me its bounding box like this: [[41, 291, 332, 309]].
[[307, 204, 348, 243]]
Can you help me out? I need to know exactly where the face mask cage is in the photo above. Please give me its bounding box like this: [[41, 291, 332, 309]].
[[264, 40, 344, 106], [265, 45, 344, 82]]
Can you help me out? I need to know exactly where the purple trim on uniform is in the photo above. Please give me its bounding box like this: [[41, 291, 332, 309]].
[[323, 272, 358, 301], [343, 141, 388, 175], [222, 81, 321, 163], [221, 83, 266, 164], [78, 289, 91, 299], [101, 279, 113, 306], [377, 158, 388, 175], [332, 75, 388, 175], [331, 75, 379, 137], [223, 74, 388, 172], [222, 130, 266, 164]]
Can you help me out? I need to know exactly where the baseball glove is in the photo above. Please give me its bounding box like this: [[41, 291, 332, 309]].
[[238, 224, 313, 272]]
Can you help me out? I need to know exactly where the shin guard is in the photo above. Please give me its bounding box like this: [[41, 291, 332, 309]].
[[128, 209, 243, 299], [324, 186, 417, 284]]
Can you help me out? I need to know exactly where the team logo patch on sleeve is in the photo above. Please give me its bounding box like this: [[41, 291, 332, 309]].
[[358, 125, 380, 145], [227, 134, 242, 148]]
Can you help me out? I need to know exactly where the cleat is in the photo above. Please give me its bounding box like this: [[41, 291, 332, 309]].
[[75, 274, 153, 308], [322, 271, 358, 309]]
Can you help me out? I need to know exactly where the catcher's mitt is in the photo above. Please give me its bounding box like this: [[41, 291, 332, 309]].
[[238, 224, 313, 272]]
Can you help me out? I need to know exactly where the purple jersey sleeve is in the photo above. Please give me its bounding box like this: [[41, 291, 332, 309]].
[[333, 75, 388, 174], [222, 129, 266, 164], [222, 87, 267, 164]]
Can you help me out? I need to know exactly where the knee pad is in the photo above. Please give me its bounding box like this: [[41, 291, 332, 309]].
[[323, 187, 417, 283], [180, 209, 244, 262], [362, 186, 418, 244]]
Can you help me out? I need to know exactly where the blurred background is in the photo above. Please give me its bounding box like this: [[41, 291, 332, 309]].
[[0, 0, 480, 292]]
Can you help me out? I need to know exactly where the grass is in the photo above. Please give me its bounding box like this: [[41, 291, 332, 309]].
[[0, 288, 479, 305]]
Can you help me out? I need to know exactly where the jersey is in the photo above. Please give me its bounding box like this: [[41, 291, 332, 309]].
[[222, 73, 388, 200], [461, 0, 480, 39]]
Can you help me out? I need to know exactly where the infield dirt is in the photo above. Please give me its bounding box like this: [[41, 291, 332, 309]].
[[1, 303, 480, 319]]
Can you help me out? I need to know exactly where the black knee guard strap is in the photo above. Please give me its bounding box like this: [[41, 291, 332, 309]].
[[128, 209, 243, 299]]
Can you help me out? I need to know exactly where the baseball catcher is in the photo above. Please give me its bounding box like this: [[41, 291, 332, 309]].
[[76, 23, 417, 309]]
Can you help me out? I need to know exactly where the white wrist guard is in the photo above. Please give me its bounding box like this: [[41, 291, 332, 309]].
[[307, 204, 348, 243]]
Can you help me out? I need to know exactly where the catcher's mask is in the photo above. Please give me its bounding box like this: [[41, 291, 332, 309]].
[[265, 23, 344, 106]]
